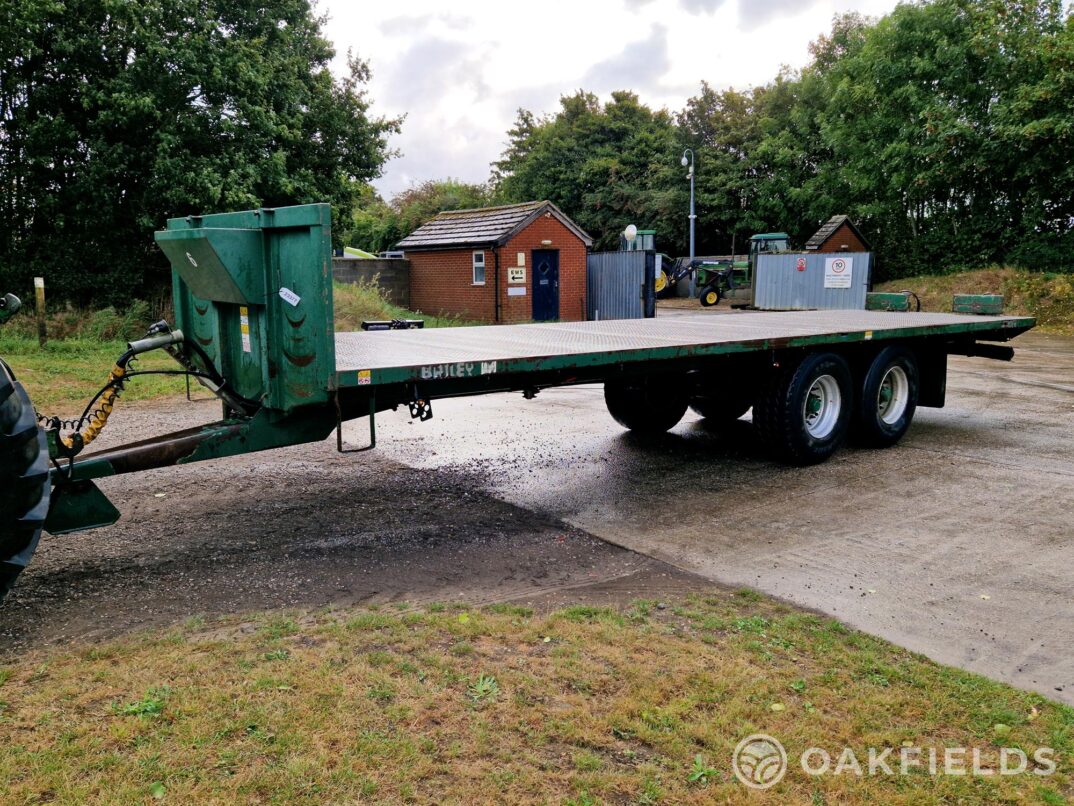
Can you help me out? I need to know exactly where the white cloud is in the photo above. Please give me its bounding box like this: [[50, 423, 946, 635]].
[[319, 0, 898, 197]]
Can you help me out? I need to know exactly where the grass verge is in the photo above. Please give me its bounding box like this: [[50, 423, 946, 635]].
[[0, 591, 1069, 803], [0, 336, 189, 416], [333, 279, 483, 330], [875, 268, 1074, 334]]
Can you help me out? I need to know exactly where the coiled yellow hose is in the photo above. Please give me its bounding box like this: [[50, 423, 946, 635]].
[[60, 362, 126, 452]]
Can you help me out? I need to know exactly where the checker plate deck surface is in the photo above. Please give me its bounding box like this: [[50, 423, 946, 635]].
[[334, 310, 1031, 383]]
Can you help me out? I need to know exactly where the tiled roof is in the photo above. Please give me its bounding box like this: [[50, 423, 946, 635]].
[[805, 215, 871, 250], [396, 201, 592, 250]]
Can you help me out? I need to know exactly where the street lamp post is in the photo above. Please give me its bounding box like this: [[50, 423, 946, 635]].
[[681, 149, 696, 297]]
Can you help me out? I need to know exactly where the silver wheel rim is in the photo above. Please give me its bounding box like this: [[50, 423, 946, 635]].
[[802, 374, 841, 439], [877, 365, 909, 425]]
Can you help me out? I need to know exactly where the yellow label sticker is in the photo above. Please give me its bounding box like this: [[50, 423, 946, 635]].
[[238, 306, 252, 352], [357, 370, 371, 386], [864, 330, 873, 340]]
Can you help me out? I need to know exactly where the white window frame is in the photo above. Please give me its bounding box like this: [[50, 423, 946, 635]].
[[472, 250, 486, 285]]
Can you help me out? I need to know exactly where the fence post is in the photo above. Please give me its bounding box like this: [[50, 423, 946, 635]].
[[34, 277, 46, 347]]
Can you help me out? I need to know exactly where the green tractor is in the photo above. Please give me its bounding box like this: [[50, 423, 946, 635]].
[[658, 232, 792, 307], [0, 294, 52, 600]]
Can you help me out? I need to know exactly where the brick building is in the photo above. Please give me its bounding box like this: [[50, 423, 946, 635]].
[[397, 201, 592, 323], [804, 215, 872, 253]]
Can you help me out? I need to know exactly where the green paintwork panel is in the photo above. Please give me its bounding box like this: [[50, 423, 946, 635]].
[[64, 409, 337, 485], [178, 409, 336, 466], [866, 292, 912, 312], [156, 228, 267, 305], [156, 204, 335, 413], [751, 232, 790, 241], [44, 480, 120, 534], [952, 294, 1004, 315]]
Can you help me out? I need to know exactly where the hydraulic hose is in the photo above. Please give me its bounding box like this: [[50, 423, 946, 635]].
[[59, 357, 130, 454], [58, 330, 185, 457], [53, 322, 260, 459]]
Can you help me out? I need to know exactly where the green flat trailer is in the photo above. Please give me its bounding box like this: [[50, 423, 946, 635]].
[[0, 203, 1035, 600]]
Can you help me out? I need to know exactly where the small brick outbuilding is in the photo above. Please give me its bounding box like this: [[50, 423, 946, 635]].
[[804, 215, 872, 253], [397, 201, 592, 323]]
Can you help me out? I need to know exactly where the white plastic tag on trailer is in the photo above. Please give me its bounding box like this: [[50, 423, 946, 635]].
[[278, 287, 301, 306]]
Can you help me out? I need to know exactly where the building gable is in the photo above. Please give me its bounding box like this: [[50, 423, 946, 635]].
[[397, 201, 592, 251], [805, 215, 872, 252]]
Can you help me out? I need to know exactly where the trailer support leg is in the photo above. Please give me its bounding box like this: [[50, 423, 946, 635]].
[[336, 393, 376, 453]]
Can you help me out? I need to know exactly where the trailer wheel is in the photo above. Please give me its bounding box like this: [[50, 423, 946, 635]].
[[699, 285, 721, 307], [753, 352, 852, 465], [0, 361, 50, 603], [605, 376, 688, 435], [855, 346, 919, 448], [690, 394, 751, 423]]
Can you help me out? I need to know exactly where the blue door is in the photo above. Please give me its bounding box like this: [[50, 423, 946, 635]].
[[532, 250, 559, 321]]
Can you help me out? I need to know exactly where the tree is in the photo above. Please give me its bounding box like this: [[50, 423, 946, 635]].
[[810, 0, 1071, 275], [346, 179, 492, 254], [0, 0, 399, 305], [493, 91, 682, 252]]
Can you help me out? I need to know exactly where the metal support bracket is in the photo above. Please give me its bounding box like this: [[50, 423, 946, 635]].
[[336, 394, 377, 453]]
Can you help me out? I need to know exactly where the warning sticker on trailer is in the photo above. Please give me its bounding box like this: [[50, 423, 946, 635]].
[[357, 370, 372, 386], [824, 257, 853, 289], [239, 306, 251, 353]]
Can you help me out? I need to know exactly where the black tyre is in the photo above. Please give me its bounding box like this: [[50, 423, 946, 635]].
[[854, 346, 919, 448], [753, 352, 853, 465], [690, 394, 751, 422], [699, 285, 721, 307], [605, 375, 688, 435], [0, 361, 50, 603]]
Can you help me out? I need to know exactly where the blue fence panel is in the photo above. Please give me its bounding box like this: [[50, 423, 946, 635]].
[[587, 251, 655, 320], [753, 252, 871, 310]]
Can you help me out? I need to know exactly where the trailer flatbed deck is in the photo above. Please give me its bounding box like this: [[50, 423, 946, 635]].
[[334, 310, 1035, 387], [1, 201, 1042, 602]]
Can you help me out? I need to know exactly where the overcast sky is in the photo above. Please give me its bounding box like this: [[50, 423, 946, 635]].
[[320, 0, 899, 198]]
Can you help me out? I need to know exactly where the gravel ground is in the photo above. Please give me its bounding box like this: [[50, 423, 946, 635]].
[[0, 398, 706, 653]]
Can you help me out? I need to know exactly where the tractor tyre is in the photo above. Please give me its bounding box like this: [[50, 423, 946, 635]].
[[605, 375, 689, 435], [753, 352, 853, 465], [699, 285, 721, 307], [0, 360, 50, 603]]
